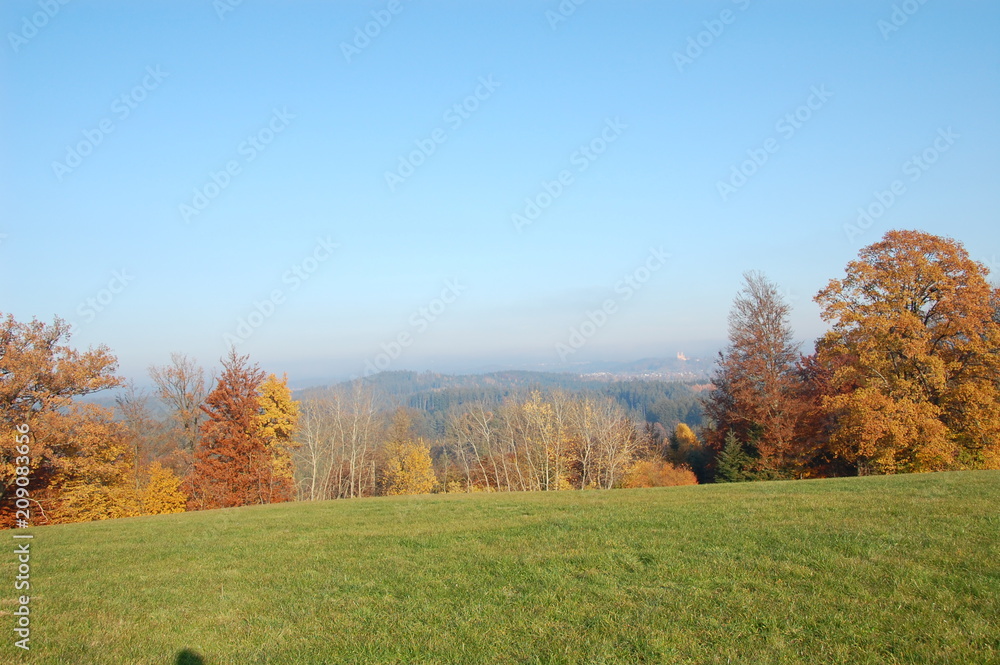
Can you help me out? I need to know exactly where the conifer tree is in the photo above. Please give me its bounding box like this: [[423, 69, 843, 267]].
[[715, 430, 752, 483]]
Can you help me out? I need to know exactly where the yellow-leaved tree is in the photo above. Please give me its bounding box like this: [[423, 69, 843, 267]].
[[667, 422, 712, 482], [257, 373, 300, 503], [139, 462, 186, 515], [380, 409, 437, 495], [622, 459, 697, 488], [382, 439, 437, 495], [46, 404, 140, 523]]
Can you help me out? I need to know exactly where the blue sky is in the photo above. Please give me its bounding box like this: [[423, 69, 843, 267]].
[[2, 0, 998, 386]]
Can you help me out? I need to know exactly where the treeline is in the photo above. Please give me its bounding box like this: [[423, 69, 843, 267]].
[[0, 331, 700, 526], [294, 387, 700, 500], [0, 337, 302, 524], [298, 370, 706, 432], [2, 229, 998, 525], [702, 230, 1000, 480]]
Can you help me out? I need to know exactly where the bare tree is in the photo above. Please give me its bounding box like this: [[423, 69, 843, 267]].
[[149, 352, 208, 455], [115, 382, 154, 490], [293, 384, 384, 500], [445, 399, 507, 491], [294, 398, 335, 501]]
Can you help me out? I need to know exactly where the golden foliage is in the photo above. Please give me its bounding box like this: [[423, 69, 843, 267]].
[[258, 373, 301, 491], [673, 423, 698, 449], [53, 482, 139, 523], [140, 462, 186, 515], [46, 404, 139, 523], [622, 459, 698, 488], [382, 440, 437, 496], [816, 230, 1000, 473]]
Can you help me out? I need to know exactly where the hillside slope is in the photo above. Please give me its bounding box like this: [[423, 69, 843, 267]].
[[9, 472, 1000, 664]]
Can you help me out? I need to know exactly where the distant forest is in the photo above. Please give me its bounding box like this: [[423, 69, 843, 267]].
[[296, 370, 707, 439]]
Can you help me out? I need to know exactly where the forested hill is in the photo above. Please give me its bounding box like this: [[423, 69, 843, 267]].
[[302, 369, 603, 398], [294, 370, 709, 437]]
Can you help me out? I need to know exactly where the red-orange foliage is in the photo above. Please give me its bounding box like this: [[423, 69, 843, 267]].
[[791, 351, 856, 477], [184, 349, 293, 509], [703, 272, 807, 475]]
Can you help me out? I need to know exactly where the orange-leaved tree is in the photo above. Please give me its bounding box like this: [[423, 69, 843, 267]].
[[815, 230, 1000, 473], [622, 459, 697, 488], [0, 314, 121, 525], [44, 403, 140, 523], [185, 349, 276, 509]]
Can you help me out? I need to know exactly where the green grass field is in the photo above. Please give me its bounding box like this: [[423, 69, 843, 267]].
[[5, 471, 999, 664]]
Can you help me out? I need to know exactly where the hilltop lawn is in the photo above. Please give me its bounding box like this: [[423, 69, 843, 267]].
[[5, 471, 999, 664]]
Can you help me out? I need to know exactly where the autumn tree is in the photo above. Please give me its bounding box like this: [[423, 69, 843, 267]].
[[815, 230, 1000, 473], [139, 462, 186, 515], [185, 349, 277, 509], [703, 272, 806, 477], [622, 459, 697, 488], [667, 422, 712, 482], [790, 351, 856, 478], [0, 314, 121, 524], [44, 403, 140, 523], [23, 399, 187, 524], [519, 391, 571, 491], [437, 392, 645, 493], [379, 409, 437, 495], [564, 394, 642, 490], [382, 440, 437, 495], [112, 384, 188, 518], [257, 373, 300, 502]]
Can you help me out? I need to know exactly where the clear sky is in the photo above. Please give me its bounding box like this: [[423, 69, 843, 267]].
[[2, 0, 998, 386]]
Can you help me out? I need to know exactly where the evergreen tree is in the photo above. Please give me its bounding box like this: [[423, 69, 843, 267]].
[[715, 430, 752, 483]]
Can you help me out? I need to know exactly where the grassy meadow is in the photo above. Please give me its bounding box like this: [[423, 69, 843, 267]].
[[5, 471, 999, 664]]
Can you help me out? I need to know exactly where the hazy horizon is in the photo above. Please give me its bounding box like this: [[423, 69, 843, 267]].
[[113, 344, 727, 393]]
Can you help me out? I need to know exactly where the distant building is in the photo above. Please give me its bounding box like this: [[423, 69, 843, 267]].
[[676, 352, 687, 361]]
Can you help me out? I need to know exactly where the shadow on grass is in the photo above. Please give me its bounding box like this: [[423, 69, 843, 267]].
[[176, 649, 205, 665]]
